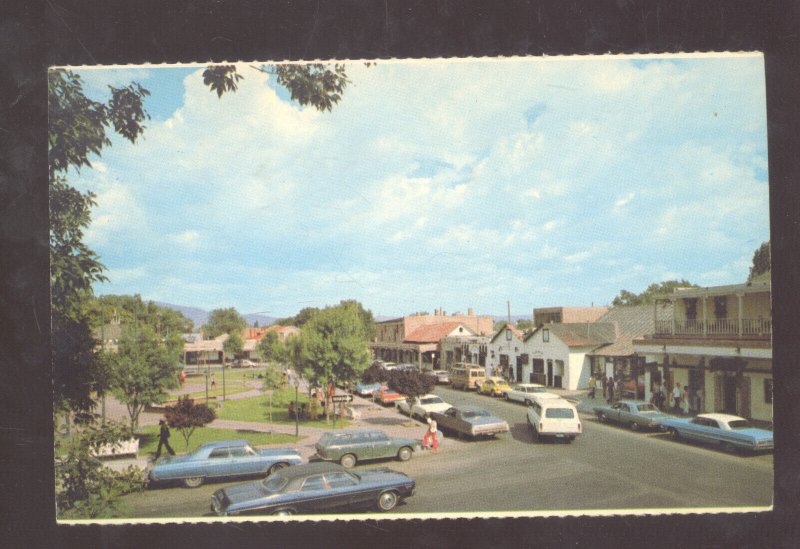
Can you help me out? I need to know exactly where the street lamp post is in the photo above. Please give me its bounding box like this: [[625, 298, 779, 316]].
[[294, 376, 300, 439]]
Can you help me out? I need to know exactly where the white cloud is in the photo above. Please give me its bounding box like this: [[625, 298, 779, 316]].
[[564, 251, 591, 264], [172, 230, 201, 248]]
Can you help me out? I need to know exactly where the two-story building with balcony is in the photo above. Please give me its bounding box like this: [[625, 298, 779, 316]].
[[633, 278, 772, 421]]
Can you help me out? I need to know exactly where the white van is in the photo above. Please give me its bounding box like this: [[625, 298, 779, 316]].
[[449, 364, 486, 391], [525, 396, 581, 442]]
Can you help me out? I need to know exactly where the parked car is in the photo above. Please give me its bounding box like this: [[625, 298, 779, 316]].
[[355, 382, 384, 397], [593, 400, 675, 431], [313, 428, 420, 468], [429, 405, 509, 439], [373, 386, 405, 406], [211, 462, 416, 516], [148, 440, 303, 488], [430, 370, 450, 384], [232, 358, 257, 368], [658, 413, 774, 453], [526, 396, 582, 442], [477, 377, 511, 397], [395, 394, 452, 420], [503, 383, 560, 405], [450, 363, 486, 390]]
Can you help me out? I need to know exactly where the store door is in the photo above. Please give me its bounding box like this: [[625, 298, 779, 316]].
[[546, 360, 553, 387], [722, 376, 737, 414]]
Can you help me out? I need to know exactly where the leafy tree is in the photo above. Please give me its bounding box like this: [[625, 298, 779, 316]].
[[86, 294, 194, 335], [164, 397, 216, 450], [223, 331, 244, 361], [257, 330, 282, 364], [515, 319, 535, 332], [748, 241, 771, 281], [107, 324, 181, 430], [611, 279, 699, 306], [261, 366, 283, 426], [387, 370, 436, 401], [202, 307, 247, 339], [493, 320, 508, 333], [275, 306, 320, 328]]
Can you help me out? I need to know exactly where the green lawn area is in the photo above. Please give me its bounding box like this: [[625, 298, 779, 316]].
[[183, 386, 253, 400], [214, 391, 350, 430], [136, 425, 302, 455]]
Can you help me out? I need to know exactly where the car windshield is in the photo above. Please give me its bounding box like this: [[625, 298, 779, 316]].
[[728, 420, 754, 429], [461, 410, 490, 418], [529, 387, 545, 392], [545, 408, 575, 419], [421, 397, 444, 405], [261, 474, 289, 492], [637, 404, 657, 412]]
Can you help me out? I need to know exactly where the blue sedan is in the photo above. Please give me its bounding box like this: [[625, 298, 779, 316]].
[[211, 462, 416, 516], [658, 413, 773, 453], [148, 440, 303, 488], [593, 400, 674, 431], [355, 382, 384, 397]]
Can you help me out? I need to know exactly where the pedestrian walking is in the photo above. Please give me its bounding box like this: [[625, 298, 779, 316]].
[[423, 417, 439, 451], [606, 376, 615, 403], [681, 385, 690, 415], [155, 419, 176, 459], [672, 382, 682, 413], [588, 375, 597, 399], [180, 369, 186, 385], [210, 374, 217, 389]]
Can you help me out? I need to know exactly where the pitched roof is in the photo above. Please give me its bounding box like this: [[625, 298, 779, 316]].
[[528, 322, 616, 347], [590, 303, 673, 356], [489, 323, 524, 344], [404, 322, 473, 343]]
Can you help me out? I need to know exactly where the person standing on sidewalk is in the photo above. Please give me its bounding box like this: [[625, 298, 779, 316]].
[[672, 382, 682, 413], [423, 417, 439, 451], [155, 419, 176, 460], [588, 375, 597, 399]]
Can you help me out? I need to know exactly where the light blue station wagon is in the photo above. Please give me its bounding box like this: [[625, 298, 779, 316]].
[[148, 440, 303, 488]]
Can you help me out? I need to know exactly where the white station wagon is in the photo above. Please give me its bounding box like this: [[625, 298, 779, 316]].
[[526, 396, 582, 442]]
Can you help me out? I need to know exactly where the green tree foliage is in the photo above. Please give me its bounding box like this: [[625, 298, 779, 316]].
[[387, 370, 436, 401], [202, 307, 247, 339], [107, 324, 181, 430], [261, 366, 283, 425], [748, 241, 771, 281], [611, 279, 699, 306], [257, 331, 282, 363], [86, 294, 194, 334], [293, 301, 371, 399], [223, 331, 244, 361], [275, 306, 320, 328], [55, 422, 148, 518], [515, 319, 535, 331], [164, 397, 216, 450]]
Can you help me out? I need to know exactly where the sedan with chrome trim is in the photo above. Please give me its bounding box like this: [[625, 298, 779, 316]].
[[658, 413, 773, 453], [593, 400, 674, 431], [211, 462, 416, 516], [503, 383, 560, 405], [429, 405, 509, 439], [148, 440, 302, 488]]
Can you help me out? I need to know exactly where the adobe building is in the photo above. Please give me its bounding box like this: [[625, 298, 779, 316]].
[[533, 306, 609, 327]]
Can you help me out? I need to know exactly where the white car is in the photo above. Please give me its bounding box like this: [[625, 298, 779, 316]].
[[526, 396, 582, 442], [503, 383, 560, 405], [396, 394, 451, 420]]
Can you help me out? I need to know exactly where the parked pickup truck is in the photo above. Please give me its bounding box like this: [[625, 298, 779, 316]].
[[429, 405, 509, 439]]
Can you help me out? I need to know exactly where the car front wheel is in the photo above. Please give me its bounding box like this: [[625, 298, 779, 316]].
[[183, 476, 204, 488], [669, 428, 680, 440], [630, 422, 640, 431], [377, 490, 399, 511], [272, 508, 294, 516], [340, 454, 357, 468], [597, 413, 606, 423], [268, 462, 289, 475], [397, 446, 413, 461]]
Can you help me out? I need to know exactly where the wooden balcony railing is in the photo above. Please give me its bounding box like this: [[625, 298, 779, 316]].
[[654, 318, 771, 337]]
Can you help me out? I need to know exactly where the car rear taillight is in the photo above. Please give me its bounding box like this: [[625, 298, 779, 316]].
[[539, 423, 543, 432], [578, 423, 582, 432]]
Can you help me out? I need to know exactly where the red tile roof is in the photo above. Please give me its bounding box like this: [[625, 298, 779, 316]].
[[404, 322, 470, 343]]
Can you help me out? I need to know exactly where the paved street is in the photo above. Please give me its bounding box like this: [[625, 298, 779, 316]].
[[115, 384, 772, 518]]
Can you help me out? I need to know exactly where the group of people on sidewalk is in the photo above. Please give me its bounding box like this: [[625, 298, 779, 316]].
[[586, 374, 695, 415]]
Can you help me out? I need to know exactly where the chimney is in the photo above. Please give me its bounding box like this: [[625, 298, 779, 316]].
[[468, 307, 474, 316]]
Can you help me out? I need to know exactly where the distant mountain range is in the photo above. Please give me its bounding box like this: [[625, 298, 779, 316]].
[[156, 302, 529, 332], [154, 302, 277, 331]]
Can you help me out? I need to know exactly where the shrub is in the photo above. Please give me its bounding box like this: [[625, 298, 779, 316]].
[[387, 369, 436, 400], [164, 396, 216, 449], [361, 363, 389, 384]]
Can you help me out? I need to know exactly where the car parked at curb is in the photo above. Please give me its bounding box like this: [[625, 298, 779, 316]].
[[232, 358, 257, 368], [430, 370, 450, 384], [526, 396, 582, 442], [477, 377, 511, 397], [658, 413, 774, 454], [313, 429, 421, 468], [211, 462, 416, 516], [355, 382, 384, 397], [148, 440, 302, 488], [373, 386, 405, 406], [395, 394, 452, 420], [503, 383, 560, 405], [593, 400, 674, 431], [429, 405, 509, 439]]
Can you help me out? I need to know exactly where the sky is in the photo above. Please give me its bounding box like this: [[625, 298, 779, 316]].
[[65, 54, 770, 319]]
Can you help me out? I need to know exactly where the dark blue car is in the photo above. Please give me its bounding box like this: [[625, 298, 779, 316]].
[[148, 440, 303, 488], [211, 462, 416, 516]]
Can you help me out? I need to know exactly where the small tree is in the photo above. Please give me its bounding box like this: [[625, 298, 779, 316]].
[[748, 240, 770, 281], [257, 330, 282, 364], [361, 363, 389, 384], [164, 397, 216, 450], [388, 370, 436, 401], [223, 331, 244, 362], [262, 366, 282, 426]]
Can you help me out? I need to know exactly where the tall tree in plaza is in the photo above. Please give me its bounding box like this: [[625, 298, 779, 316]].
[[223, 331, 244, 361], [294, 301, 372, 421], [201, 307, 247, 339], [164, 397, 216, 450], [611, 279, 699, 306], [257, 330, 282, 364], [748, 240, 771, 281], [107, 324, 181, 431]]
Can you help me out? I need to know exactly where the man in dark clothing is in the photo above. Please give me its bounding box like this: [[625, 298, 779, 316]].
[[155, 419, 176, 459]]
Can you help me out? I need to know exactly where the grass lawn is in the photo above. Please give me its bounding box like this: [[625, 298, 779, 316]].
[[214, 391, 350, 430], [184, 386, 253, 400], [136, 425, 303, 455]]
